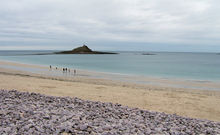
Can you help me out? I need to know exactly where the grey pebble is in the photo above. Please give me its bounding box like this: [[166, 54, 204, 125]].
[[0, 90, 219, 135]]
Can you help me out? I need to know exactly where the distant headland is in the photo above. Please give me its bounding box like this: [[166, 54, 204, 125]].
[[55, 45, 118, 54]]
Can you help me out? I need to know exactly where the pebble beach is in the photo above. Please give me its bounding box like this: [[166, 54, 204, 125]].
[[1, 90, 220, 135]]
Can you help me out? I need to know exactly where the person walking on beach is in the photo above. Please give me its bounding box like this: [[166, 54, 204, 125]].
[[74, 69, 76, 75], [50, 65, 52, 70]]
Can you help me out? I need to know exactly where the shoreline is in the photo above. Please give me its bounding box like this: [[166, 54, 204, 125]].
[[0, 60, 220, 121], [1, 52, 220, 83], [0, 60, 220, 91], [2, 57, 220, 82]]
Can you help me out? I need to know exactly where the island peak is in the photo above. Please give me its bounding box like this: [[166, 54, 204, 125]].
[[55, 45, 117, 54]]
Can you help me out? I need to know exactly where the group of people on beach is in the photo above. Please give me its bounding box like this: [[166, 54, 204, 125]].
[[49, 65, 76, 75], [62, 68, 70, 72]]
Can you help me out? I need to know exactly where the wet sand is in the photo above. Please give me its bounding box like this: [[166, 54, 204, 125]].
[[0, 60, 220, 122]]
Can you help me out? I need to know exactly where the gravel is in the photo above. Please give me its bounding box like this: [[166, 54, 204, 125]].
[[0, 90, 220, 135]]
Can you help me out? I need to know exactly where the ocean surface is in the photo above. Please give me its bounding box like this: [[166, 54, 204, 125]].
[[0, 50, 220, 81]]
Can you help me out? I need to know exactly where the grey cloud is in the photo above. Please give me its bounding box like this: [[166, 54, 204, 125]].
[[0, 0, 220, 51]]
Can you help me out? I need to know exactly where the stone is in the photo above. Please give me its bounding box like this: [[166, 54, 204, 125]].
[[0, 90, 219, 135]]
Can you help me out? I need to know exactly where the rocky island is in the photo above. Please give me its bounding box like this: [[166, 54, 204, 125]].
[[142, 53, 156, 55], [55, 45, 117, 54]]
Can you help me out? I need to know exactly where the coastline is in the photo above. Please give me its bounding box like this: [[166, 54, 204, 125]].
[[0, 60, 220, 121], [1, 60, 220, 91]]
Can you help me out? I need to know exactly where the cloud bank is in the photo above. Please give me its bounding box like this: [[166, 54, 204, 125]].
[[0, 0, 220, 51]]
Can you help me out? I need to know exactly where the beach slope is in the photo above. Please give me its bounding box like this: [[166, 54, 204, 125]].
[[0, 61, 220, 122], [1, 90, 219, 134]]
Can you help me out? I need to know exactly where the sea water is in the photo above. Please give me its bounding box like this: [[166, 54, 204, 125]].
[[0, 50, 220, 81]]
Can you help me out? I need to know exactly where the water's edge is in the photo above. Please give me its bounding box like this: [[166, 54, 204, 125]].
[[0, 59, 220, 91]]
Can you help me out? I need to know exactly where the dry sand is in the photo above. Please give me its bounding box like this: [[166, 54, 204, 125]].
[[0, 61, 220, 122]]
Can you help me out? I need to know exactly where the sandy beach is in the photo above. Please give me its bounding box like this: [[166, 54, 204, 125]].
[[0, 60, 220, 122]]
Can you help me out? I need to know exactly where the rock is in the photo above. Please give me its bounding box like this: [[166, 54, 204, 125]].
[[55, 45, 118, 54], [102, 125, 112, 131], [43, 115, 50, 120], [142, 53, 156, 55], [0, 90, 219, 135], [80, 125, 88, 131]]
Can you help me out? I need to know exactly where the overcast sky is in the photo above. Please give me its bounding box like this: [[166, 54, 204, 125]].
[[0, 0, 220, 52]]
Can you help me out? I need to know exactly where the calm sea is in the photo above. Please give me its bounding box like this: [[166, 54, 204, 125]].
[[0, 50, 220, 81]]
